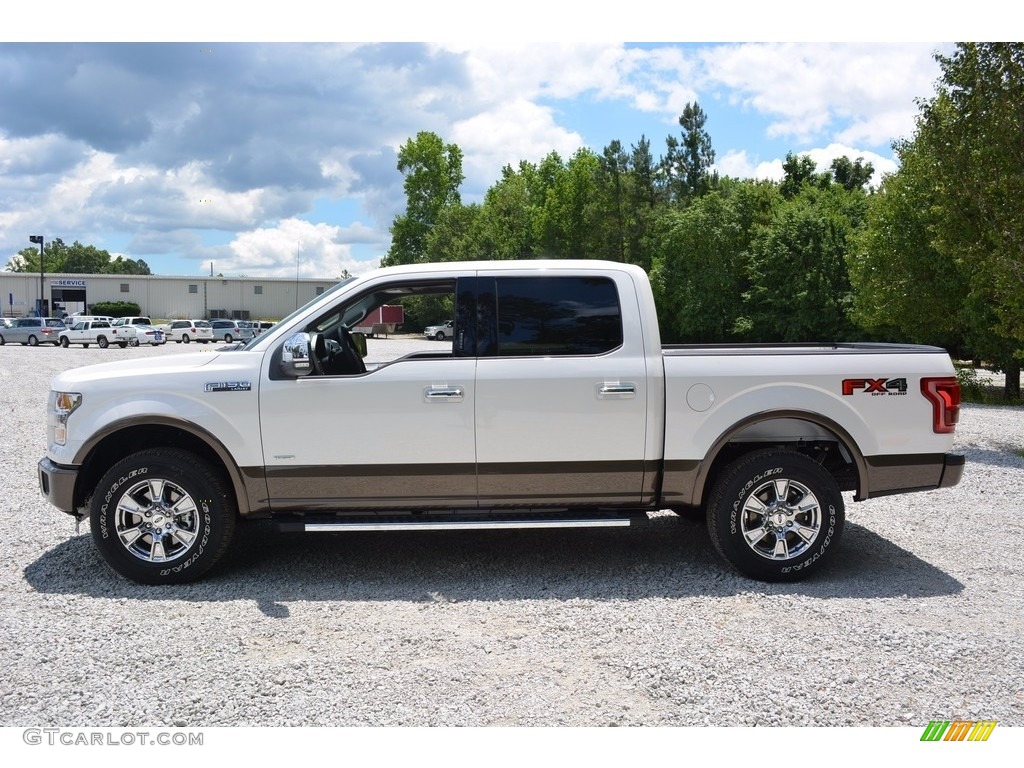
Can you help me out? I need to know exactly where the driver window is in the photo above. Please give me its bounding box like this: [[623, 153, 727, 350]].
[[307, 278, 459, 376]]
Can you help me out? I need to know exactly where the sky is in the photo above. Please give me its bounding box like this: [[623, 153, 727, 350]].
[[0, 3, 992, 279]]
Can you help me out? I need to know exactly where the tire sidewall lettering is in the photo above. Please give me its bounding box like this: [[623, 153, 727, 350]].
[[98, 468, 149, 540], [729, 467, 783, 534], [780, 503, 838, 573]]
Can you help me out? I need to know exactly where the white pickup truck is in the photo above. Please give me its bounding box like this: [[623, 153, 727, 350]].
[[58, 319, 115, 349], [38, 260, 964, 585]]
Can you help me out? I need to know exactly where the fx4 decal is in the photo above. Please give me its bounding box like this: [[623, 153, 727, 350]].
[[842, 377, 908, 396]]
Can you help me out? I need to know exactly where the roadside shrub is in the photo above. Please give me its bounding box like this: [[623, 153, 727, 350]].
[[89, 301, 141, 318]]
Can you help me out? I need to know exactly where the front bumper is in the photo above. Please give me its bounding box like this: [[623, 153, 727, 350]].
[[38, 457, 81, 516]]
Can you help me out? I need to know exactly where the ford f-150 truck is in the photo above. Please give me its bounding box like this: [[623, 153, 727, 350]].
[[38, 260, 964, 585]]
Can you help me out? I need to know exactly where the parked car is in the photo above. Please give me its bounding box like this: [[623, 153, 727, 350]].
[[424, 319, 453, 340], [160, 319, 214, 344], [0, 317, 66, 346], [59, 320, 115, 348], [110, 319, 165, 347], [67, 315, 115, 324], [209, 319, 255, 343]]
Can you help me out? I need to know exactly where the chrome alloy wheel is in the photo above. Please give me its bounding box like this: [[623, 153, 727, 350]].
[[114, 478, 201, 563], [740, 477, 822, 561]]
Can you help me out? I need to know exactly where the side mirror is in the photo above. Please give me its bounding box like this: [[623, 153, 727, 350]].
[[280, 332, 313, 377], [350, 332, 368, 358]]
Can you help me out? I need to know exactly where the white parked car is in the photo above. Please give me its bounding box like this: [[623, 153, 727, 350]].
[[160, 319, 214, 344], [111, 319, 166, 347]]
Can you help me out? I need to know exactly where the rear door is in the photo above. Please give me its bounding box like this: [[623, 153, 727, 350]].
[[473, 267, 652, 507]]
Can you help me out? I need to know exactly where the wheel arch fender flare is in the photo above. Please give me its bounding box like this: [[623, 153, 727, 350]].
[[72, 415, 262, 518], [668, 409, 869, 508]]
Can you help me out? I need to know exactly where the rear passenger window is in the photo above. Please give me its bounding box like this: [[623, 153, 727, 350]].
[[494, 276, 622, 356]]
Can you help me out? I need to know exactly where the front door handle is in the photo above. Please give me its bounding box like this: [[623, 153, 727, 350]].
[[425, 386, 465, 403], [598, 383, 636, 399]]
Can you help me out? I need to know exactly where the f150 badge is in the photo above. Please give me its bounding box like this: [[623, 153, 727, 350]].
[[842, 378, 907, 396], [204, 381, 252, 392]]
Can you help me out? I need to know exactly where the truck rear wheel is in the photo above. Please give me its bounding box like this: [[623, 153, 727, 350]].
[[90, 448, 237, 585], [706, 450, 844, 582]]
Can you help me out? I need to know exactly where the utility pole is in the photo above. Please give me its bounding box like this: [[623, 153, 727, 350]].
[[29, 235, 44, 316]]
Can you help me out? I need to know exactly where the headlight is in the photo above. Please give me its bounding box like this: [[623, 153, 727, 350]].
[[49, 391, 82, 446]]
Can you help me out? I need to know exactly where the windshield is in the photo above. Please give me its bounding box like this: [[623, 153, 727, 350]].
[[239, 276, 357, 351]]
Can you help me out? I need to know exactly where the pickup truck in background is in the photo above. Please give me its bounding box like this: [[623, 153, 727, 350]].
[[58, 320, 114, 349], [38, 260, 963, 585]]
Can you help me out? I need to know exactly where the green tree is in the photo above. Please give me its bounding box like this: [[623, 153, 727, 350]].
[[649, 180, 778, 343], [830, 156, 875, 192], [383, 132, 464, 266], [535, 148, 602, 259], [678, 101, 717, 200], [847, 140, 967, 349], [780, 153, 828, 199], [424, 203, 484, 263], [743, 186, 863, 342], [596, 139, 629, 262], [478, 162, 538, 260], [888, 42, 1024, 396], [6, 239, 150, 275]]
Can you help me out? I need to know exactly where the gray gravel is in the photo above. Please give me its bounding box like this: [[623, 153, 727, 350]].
[[1, 340, 1022, 727]]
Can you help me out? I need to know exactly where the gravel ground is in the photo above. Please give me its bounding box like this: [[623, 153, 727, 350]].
[[1, 339, 1022, 728]]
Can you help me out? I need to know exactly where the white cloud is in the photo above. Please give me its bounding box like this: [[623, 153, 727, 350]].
[[696, 42, 951, 146], [226, 219, 378, 279], [451, 99, 585, 197]]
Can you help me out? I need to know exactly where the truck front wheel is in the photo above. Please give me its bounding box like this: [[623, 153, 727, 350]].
[[90, 448, 237, 585], [706, 450, 844, 582]]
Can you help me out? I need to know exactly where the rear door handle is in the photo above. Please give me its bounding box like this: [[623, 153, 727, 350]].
[[425, 386, 465, 403]]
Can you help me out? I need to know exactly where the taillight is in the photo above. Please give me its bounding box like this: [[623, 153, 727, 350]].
[[921, 377, 960, 434]]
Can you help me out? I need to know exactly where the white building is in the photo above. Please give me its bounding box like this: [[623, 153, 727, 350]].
[[0, 272, 339, 321]]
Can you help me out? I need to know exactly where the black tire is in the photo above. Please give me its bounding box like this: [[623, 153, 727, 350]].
[[28, 335, 39, 346], [83, 343, 90, 348], [434, 331, 446, 341], [706, 450, 844, 582], [182, 334, 191, 343], [0, 334, 5, 345], [97, 336, 109, 349], [90, 448, 237, 585], [118, 342, 128, 348], [224, 334, 233, 343], [60, 337, 70, 348], [129, 338, 139, 347]]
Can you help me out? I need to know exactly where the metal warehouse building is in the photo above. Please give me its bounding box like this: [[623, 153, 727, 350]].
[[0, 272, 338, 321]]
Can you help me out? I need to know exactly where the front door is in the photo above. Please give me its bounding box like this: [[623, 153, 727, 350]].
[[258, 275, 478, 512]]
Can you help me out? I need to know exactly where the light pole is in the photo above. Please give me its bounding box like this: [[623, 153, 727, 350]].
[[29, 235, 44, 316]]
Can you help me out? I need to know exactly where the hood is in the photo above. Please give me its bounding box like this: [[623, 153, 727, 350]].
[[51, 351, 223, 391]]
